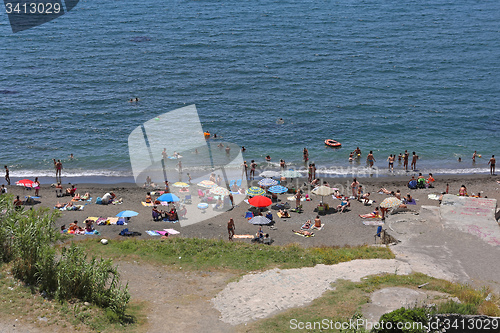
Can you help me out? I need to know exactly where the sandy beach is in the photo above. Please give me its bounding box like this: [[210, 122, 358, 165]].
[[4, 173, 499, 248]]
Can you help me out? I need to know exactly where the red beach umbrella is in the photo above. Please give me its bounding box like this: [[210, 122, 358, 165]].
[[248, 195, 272, 208], [16, 179, 34, 188]]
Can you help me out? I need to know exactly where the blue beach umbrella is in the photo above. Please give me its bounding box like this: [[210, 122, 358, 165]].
[[246, 187, 266, 196], [268, 185, 288, 194], [116, 210, 139, 218], [258, 178, 278, 187], [157, 193, 180, 202]]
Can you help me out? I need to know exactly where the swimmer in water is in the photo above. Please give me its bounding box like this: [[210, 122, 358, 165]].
[[276, 118, 284, 124]]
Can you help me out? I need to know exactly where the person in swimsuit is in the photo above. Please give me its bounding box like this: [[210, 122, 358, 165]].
[[411, 152, 419, 171], [56, 160, 63, 180], [312, 163, 316, 179], [366, 151, 375, 167], [336, 198, 350, 212], [227, 218, 235, 241], [308, 164, 313, 182], [303, 148, 309, 162], [354, 147, 361, 157], [250, 160, 257, 180], [162, 148, 167, 160], [265, 155, 271, 162], [351, 178, 359, 197], [488, 155, 496, 175], [314, 215, 321, 228], [398, 153, 402, 164], [472, 151, 477, 163], [280, 159, 286, 170], [242, 161, 248, 179], [403, 151, 409, 171], [387, 154, 395, 171], [34, 177, 40, 196], [4, 165, 10, 185]]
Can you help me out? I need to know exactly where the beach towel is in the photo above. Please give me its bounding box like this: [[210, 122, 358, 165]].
[[293, 231, 314, 237], [119, 228, 141, 237], [84, 230, 100, 235], [359, 213, 382, 219], [287, 196, 306, 201], [86, 217, 99, 222], [106, 217, 119, 225], [233, 235, 254, 239], [146, 230, 160, 236], [364, 199, 375, 205], [428, 194, 440, 200], [154, 230, 168, 235], [96, 217, 107, 225], [311, 223, 324, 230], [405, 199, 417, 205], [362, 220, 385, 226], [163, 228, 180, 235], [277, 212, 290, 218], [142, 202, 154, 207]]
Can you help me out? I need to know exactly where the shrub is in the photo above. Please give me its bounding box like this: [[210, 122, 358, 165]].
[[373, 307, 429, 333]]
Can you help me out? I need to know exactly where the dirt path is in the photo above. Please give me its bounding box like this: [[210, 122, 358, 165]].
[[116, 261, 236, 333]]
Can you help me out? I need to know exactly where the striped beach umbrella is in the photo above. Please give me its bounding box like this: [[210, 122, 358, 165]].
[[380, 197, 402, 209], [210, 186, 230, 196], [268, 185, 288, 194], [248, 216, 271, 225], [198, 180, 217, 188], [246, 187, 266, 196], [258, 178, 278, 187]]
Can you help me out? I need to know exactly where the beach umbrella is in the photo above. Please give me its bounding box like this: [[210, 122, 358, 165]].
[[281, 170, 303, 178], [210, 186, 230, 196], [116, 210, 139, 218], [172, 182, 189, 188], [268, 185, 288, 194], [249, 195, 272, 208], [246, 187, 266, 196], [311, 185, 335, 203], [157, 193, 180, 202], [259, 171, 280, 178], [380, 197, 402, 209], [16, 179, 34, 188], [258, 178, 278, 187], [198, 180, 217, 188], [248, 215, 271, 225]]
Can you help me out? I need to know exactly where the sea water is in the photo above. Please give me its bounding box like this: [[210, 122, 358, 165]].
[[0, 0, 499, 181]]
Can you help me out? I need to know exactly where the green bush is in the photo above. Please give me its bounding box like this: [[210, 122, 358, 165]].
[[373, 307, 429, 333]]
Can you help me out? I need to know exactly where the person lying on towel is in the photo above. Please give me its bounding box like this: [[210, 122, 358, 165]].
[[278, 209, 290, 217], [293, 229, 313, 236]]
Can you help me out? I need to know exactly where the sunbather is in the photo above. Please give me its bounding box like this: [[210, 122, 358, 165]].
[[378, 188, 392, 195], [314, 216, 321, 228], [278, 209, 290, 218], [359, 207, 380, 218], [85, 219, 94, 232], [66, 185, 76, 196], [361, 192, 371, 204], [302, 220, 312, 229], [13, 195, 23, 209], [404, 193, 413, 203], [293, 229, 313, 236], [81, 192, 90, 200], [336, 198, 350, 212], [459, 185, 468, 196], [145, 192, 152, 203]]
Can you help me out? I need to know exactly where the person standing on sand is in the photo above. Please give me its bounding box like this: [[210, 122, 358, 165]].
[[242, 161, 248, 179], [488, 155, 496, 175], [351, 178, 359, 198], [4, 165, 10, 185], [308, 164, 313, 182], [312, 163, 316, 179], [411, 152, 419, 171], [56, 160, 63, 180], [227, 218, 235, 241], [295, 189, 302, 209], [403, 151, 409, 171], [366, 151, 375, 168]]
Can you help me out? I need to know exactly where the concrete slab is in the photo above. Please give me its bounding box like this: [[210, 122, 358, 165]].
[[440, 195, 500, 246]]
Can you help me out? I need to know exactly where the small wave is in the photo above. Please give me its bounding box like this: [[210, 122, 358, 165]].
[[10, 169, 133, 178]]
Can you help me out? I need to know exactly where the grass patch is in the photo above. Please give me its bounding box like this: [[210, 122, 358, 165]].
[[76, 238, 394, 272], [244, 273, 500, 333], [0, 263, 143, 332]]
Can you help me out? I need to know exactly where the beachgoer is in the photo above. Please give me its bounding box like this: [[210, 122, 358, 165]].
[[403, 151, 409, 171], [225, 146, 230, 155], [56, 160, 62, 179], [162, 148, 167, 159], [411, 152, 418, 170], [311, 178, 320, 187], [458, 157, 462, 162], [213, 133, 217, 138], [250, 160, 257, 180], [427, 173, 435, 187], [308, 164, 313, 182], [280, 159, 286, 170], [472, 151, 477, 163], [387, 154, 394, 171], [265, 155, 271, 162], [366, 151, 375, 167], [349, 152, 354, 162], [187, 173, 192, 184], [295, 189, 302, 209], [242, 161, 248, 179], [13, 195, 23, 209], [398, 153, 402, 163], [227, 218, 235, 240], [146, 192, 152, 203], [351, 178, 359, 197], [1, 184, 6, 194], [293, 229, 313, 236], [216, 175, 222, 186], [361, 192, 371, 205], [34, 177, 40, 196], [70, 153, 74, 160], [241, 146, 246, 152], [164, 181, 170, 193], [303, 220, 312, 229], [135, 97, 139, 102], [102, 192, 115, 205], [357, 185, 364, 201], [312, 163, 316, 179], [378, 188, 391, 195], [314, 215, 321, 228], [395, 190, 401, 200], [459, 185, 467, 196], [488, 155, 496, 175], [336, 198, 350, 213], [303, 148, 309, 162], [446, 183, 449, 194], [405, 193, 413, 203], [4, 165, 10, 185], [354, 147, 361, 157]]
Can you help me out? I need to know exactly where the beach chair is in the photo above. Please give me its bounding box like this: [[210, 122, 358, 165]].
[[184, 195, 192, 204], [374, 226, 383, 244]]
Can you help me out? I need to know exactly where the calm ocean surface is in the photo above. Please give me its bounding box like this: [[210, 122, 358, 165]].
[[0, 0, 499, 181]]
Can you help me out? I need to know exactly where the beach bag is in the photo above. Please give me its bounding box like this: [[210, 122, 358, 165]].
[[417, 178, 426, 189], [408, 180, 417, 189], [96, 197, 102, 205]]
